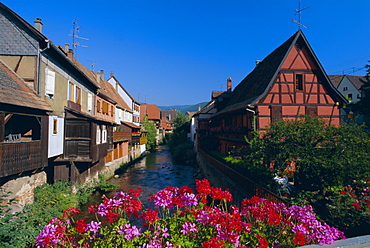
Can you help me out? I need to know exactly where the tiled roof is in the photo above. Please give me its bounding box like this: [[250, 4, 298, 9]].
[[109, 75, 139, 104], [346, 75, 366, 90], [68, 53, 131, 112], [121, 121, 140, 129], [141, 104, 161, 120], [215, 30, 345, 116], [0, 60, 53, 112], [328, 75, 344, 88]]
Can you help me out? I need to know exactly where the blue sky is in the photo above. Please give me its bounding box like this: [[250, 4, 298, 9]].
[[2, 1, 369, 106]]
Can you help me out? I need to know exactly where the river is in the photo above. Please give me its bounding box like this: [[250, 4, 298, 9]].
[[78, 145, 203, 215]]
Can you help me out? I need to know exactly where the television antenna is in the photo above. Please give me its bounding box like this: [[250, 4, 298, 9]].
[[88, 60, 97, 71], [292, 0, 309, 29], [69, 18, 89, 57]]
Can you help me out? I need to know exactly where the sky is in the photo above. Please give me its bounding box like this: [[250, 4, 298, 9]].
[[2, 1, 369, 106]]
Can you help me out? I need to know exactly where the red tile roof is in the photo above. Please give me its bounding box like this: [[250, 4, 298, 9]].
[[0, 60, 53, 112], [140, 104, 161, 121]]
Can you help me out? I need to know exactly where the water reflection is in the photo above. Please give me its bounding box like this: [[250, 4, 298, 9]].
[[79, 145, 202, 216]]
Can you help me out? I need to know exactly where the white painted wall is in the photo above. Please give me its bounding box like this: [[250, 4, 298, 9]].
[[338, 77, 361, 103], [48, 116, 64, 158]]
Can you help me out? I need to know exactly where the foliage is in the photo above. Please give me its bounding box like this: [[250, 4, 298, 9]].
[[322, 179, 370, 235], [142, 115, 157, 151], [0, 181, 79, 247], [171, 142, 197, 166], [167, 115, 196, 166], [35, 179, 345, 247], [237, 116, 370, 235], [359, 61, 370, 118], [0, 177, 119, 247], [172, 112, 189, 130], [242, 116, 370, 192], [76, 174, 119, 204]]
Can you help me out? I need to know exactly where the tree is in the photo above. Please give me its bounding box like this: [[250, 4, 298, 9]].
[[359, 61, 370, 119], [142, 116, 157, 151], [173, 112, 189, 130], [242, 116, 370, 192]]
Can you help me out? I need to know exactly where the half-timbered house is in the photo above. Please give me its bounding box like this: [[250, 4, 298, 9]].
[[208, 30, 347, 154]]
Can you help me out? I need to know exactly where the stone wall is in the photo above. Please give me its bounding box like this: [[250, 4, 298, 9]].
[[0, 171, 47, 212]]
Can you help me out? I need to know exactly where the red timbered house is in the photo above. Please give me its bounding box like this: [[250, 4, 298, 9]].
[[208, 30, 346, 154]]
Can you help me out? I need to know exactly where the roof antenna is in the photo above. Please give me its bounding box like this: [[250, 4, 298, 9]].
[[292, 0, 309, 29], [69, 18, 89, 57]]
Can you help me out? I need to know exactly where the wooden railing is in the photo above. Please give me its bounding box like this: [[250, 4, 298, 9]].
[[199, 148, 289, 205], [140, 137, 147, 145], [113, 132, 131, 142], [0, 141, 43, 178]]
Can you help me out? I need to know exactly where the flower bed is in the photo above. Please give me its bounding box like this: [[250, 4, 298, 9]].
[[36, 179, 345, 247]]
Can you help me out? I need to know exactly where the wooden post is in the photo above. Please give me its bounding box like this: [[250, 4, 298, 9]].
[[0, 112, 4, 142]]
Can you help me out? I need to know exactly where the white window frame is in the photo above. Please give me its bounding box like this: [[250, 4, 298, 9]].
[[102, 125, 107, 143], [45, 67, 55, 96], [87, 93, 93, 113], [96, 125, 101, 144]]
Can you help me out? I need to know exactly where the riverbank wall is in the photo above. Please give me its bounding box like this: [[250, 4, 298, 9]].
[[196, 152, 250, 206]]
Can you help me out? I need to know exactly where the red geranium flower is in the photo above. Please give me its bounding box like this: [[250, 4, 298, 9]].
[[352, 203, 361, 210]]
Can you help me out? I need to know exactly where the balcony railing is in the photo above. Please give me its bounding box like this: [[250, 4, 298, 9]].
[[140, 137, 147, 145], [113, 132, 131, 142], [0, 141, 42, 178]]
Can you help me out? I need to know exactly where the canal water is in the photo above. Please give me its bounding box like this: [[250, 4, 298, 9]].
[[78, 145, 203, 216]]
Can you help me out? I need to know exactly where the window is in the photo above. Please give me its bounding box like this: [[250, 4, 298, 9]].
[[53, 119, 58, 134], [111, 105, 114, 117], [68, 82, 74, 101], [347, 94, 353, 101], [75, 86, 81, 104], [343, 87, 348, 91], [295, 74, 303, 91], [97, 100, 101, 113], [102, 125, 107, 143], [271, 105, 282, 123], [87, 93, 93, 112], [103, 102, 109, 115], [45, 68, 55, 96], [306, 106, 317, 117], [96, 125, 101, 144]]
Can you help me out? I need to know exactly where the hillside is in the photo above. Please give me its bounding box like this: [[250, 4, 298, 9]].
[[158, 102, 208, 113]]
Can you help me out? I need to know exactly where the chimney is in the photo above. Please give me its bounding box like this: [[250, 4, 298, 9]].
[[227, 77, 232, 91], [67, 49, 74, 59], [65, 44, 70, 53], [255, 60, 261, 66], [97, 70, 104, 80], [34, 18, 43, 33], [110, 71, 114, 78]]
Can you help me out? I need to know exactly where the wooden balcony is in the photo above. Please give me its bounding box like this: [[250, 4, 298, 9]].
[[113, 132, 131, 142], [140, 136, 147, 145], [67, 100, 81, 112], [0, 141, 43, 178]]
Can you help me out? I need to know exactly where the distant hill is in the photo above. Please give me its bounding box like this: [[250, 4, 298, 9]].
[[158, 102, 208, 114], [158, 105, 192, 111]]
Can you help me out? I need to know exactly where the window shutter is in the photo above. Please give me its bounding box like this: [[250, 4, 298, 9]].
[[45, 68, 55, 95]]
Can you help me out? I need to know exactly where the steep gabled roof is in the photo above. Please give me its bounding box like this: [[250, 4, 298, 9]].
[[328, 75, 344, 88], [215, 30, 346, 116], [0, 59, 53, 112], [108, 75, 140, 104], [345, 75, 366, 90], [141, 104, 161, 120], [68, 54, 131, 112]]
